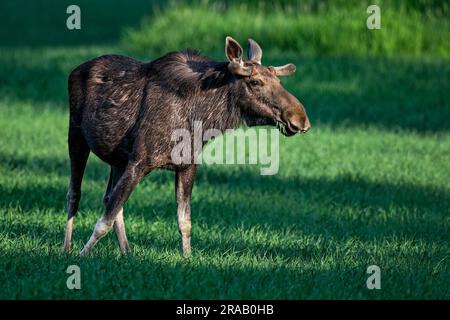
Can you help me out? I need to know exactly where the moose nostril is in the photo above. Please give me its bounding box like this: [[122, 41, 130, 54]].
[[299, 116, 311, 133], [302, 122, 311, 133]]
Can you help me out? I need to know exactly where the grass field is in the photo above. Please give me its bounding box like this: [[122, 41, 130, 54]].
[[0, 1, 449, 299]]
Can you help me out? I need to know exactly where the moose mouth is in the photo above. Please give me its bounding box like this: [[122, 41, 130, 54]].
[[276, 120, 297, 137]]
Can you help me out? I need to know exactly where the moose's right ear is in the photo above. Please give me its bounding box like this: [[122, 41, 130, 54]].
[[225, 36, 244, 62]]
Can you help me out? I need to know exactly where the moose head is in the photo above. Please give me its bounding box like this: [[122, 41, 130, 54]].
[[225, 36, 310, 136]]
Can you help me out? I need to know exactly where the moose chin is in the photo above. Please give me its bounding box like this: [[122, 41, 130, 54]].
[[64, 36, 310, 257]]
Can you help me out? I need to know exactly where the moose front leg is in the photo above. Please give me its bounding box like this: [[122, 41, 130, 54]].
[[175, 165, 196, 257]]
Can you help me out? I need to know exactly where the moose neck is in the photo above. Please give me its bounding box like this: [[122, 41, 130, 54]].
[[190, 63, 243, 134]]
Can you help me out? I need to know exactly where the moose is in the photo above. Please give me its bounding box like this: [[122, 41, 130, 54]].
[[64, 36, 310, 257]]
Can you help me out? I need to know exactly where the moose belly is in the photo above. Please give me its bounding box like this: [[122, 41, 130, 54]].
[[81, 99, 139, 166]]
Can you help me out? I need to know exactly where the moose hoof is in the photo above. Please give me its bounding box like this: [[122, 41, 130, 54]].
[[79, 248, 90, 257]]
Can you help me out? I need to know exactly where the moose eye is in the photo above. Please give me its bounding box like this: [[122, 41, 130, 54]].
[[249, 79, 261, 86]]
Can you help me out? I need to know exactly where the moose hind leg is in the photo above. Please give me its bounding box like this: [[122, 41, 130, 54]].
[[64, 127, 90, 253], [80, 163, 144, 256], [104, 166, 130, 254]]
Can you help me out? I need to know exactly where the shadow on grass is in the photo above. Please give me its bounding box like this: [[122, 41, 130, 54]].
[[0, 152, 109, 184], [0, 0, 156, 47], [1, 154, 448, 257], [1, 160, 448, 299], [1, 151, 448, 213], [0, 242, 447, 299]]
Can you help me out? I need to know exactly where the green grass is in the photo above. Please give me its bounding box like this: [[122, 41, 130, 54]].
[[0, 1, 449, 299], [123, 2, 450, 59]]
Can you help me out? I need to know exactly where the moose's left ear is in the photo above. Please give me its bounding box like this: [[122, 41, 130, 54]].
[[226, 36, 253, 76], [247, 39, 262, 64], [225, 36, 244, 62], [269, 63, 296, 76]]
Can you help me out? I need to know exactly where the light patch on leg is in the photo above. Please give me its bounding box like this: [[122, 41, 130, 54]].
[[64, 187, 78, 253], [177, 204, 191, 257], [113, 208, 130, 254], [64, 216, 74, 252], [80, 217, 113, 256]]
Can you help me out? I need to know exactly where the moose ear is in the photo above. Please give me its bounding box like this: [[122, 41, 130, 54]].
[[270, 63, 296, 76], [247, 39, 262, 64], [225, 36, 244, 62]]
